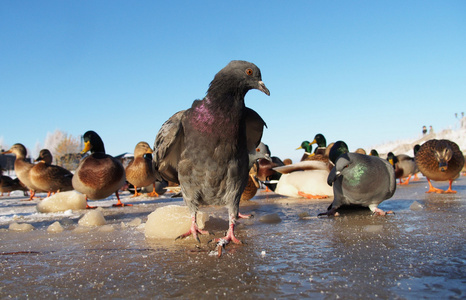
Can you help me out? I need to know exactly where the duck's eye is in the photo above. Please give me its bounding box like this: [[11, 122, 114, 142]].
[[246, 68, 253, 76]]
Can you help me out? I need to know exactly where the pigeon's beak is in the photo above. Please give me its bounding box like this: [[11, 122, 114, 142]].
[[257, 81, 270, 96]]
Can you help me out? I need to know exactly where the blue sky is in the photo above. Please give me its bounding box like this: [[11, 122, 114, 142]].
[[1, 1, 465, 163]]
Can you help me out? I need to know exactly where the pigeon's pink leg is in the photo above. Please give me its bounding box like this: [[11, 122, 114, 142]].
[[176, 215, 210, 243]]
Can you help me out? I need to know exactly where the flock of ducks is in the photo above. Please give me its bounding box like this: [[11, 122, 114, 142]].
[[1, 131, 160, 208], [1, 131, 465, 215]]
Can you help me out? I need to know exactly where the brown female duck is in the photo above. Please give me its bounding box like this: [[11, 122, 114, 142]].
[[125, 141, 158, 198], [30, 149, 73, 197], [72, 131, 127, 208], [415, 139, 464, 193], [1, 143, 41, 200]]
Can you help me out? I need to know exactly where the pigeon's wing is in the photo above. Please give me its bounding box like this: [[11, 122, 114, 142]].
[[153, 110, 185, 184], [245, 107, 267, 153]]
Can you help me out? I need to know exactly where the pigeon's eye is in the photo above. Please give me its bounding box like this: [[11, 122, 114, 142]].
[[246, 69, 253, 76]]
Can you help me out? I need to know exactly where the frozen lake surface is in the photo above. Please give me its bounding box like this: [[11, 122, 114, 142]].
[[1, 176, 465, 299]]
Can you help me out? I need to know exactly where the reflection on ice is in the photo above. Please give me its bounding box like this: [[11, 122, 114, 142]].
[[0, 176, 465, 298]]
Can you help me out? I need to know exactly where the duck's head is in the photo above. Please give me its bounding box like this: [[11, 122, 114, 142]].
[[296, 141, 312, 153], [311, 133, 327, 148], [134, 141, 153, 157], [329, 141, 349, 165], [434, 141, 453, 172], [413, 144, 421, 156], [82, 131, 106, 154], [1, 143, 28, 159], [370, 149, 379, 157], [386, 152, 398, 167], [35, 149, 53, 164]]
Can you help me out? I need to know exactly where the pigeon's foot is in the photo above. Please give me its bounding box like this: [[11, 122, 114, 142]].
[[317, 207, 340, 217], [238, 212, 253, 219], [298, 191, 329, 199], [372, 208, 394, 216], [211, 223, 243, 257], [176, 217, 210, 243]]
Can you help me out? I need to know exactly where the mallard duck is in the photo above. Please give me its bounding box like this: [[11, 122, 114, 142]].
[[328, 141, 349, 165], [72, 131, 128, 208], [255, 158, 333, 199], [387, 152, 417, 185], [1, 144, 41, 200], [296, 140, 314, 161], [125, 142, 159, 198], [310, 133, 328, 156], [274, 161, 333, 199], [415, 139, 464, 193], [370, 149, 379, 157], [241, 142, 271, 202], [0, 169, 28, 196], [29, 149, 73, 197]]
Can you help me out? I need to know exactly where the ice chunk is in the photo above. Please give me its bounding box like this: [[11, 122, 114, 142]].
[[98, 225, 115, 232], [410, 201, 424, 211], [259, 213, 282, 224], [9, 222, 34, 232], [37, 191, 87, 213], [127, 217, 142, 227], [47, 221, 64, 233], [78, 210, 106, 227], [145, 205, 208, 239]]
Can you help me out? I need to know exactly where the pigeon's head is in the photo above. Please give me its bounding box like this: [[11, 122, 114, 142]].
[[209, 60, 270, 98]]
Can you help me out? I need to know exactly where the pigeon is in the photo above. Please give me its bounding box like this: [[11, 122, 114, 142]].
[[153, 60, 269, 254], [319, 152, 396, 216]]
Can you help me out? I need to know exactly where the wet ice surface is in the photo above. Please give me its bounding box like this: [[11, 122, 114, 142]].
[[1, 176, 465, 299]]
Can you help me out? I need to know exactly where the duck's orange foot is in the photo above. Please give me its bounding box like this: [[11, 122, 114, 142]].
[[112, 202, 133, 207], [86, 204, 97, 209], [130, 191, 142, 198], [426, 187, 444, 194], [298, 191, 328, 199], [146, 191, 159, 198], [443, 189, 457, 194]]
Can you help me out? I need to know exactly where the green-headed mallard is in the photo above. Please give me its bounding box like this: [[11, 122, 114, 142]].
[[387, 152, 417, 185], [30, 149, 73, 197], [72, 131, 127, 208], [415, 139, 464, 193], [296, 140, 314, 161], [310, 133, 328, 155], [1, 143, 41, 200], [125, 142, 158, 198]]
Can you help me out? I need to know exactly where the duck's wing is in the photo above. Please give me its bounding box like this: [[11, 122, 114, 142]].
[[245, 107, 267, 153], [154, 110, 186, 184], [273, 160, 329, 174]]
